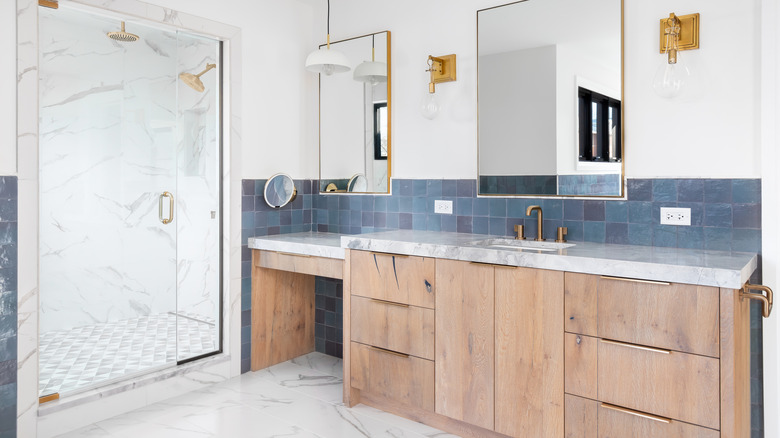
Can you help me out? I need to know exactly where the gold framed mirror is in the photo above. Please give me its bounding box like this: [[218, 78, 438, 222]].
[[477, 0, 623, 197], [319, 31, 391, 194]]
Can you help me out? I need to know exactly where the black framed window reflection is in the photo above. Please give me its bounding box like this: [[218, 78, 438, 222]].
[[374, 102, 388, 160], [578, 87, 621, 163]]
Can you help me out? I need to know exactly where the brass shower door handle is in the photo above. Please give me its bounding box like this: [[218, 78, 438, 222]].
[[741, 282, 774, 318], [159, 191, 174, 224]]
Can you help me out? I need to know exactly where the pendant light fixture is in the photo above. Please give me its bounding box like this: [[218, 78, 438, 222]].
[[305, 0, 351, 75], [354, 34, 387, 85]]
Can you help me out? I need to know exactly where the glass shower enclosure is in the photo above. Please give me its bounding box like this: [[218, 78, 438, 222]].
[[38, 5, 222, 397]]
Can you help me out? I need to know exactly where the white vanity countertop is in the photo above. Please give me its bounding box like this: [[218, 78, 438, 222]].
[[341, 230, 757, 289], [248, 232, 345, 259]]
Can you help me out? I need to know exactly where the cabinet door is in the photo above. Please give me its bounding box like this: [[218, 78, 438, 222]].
[[435, 259, 495, 430], [495, 266, 564, 437]]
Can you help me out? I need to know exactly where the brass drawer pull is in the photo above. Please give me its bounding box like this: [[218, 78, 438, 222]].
[[601, 402, 671, 424], [370, 251, 409, 258], [741, 282, 774, 318], [601, 339, 671, 355], [469, 261, 516, 269], [370, 298, 409, 308], [600, 275, 670, 286], [369, 346, 409, 358], [275, 251, 311, 258]]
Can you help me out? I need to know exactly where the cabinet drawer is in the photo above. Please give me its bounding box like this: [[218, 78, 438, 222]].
[[350, 342, 434, 411], [351, 250, 435, 308], [565, 394, 719, 438], [598, 338, 720, 430], [350, 296, 435, 360], [564, 333, 597, 399]]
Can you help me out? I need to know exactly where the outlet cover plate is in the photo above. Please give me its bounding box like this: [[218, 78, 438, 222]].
[[434, 200, 453, 214], [660, 207, 691, 226]]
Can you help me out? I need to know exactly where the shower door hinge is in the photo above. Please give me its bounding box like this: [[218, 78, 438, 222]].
[[39, 0, 58, 9]]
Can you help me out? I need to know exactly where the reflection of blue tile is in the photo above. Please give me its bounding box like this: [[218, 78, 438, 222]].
[[584, 201, 605, 221], [457, 216, 473, 233], [652, 179, 677, 202], [733, 204, 761, 229], [427, 215, 442, 231], [489, 218, 507, 235], [584, 222, 606, 243], [413, 180, 428, 196], [704, 179, 732, 203], [628, 179, 652, 201], [652, 225, 677, 247], [628, 202, 653, 224], [506, 199, 527, 218], [562, 221, 583, 242], [704, 203, 732, 228], [427, 180, 443, 197], [456, 198, 473, 216], [677, 179, 704, 202], [678, 227, 704, 250], [442, 180, 458, 197], [413, 214, 427, 230], [489, 199, 507, 217], [564, 200, 584, 220], [704, 227, 732, 251], [628, 223, 652, 246], [605, 201, 627, 223], [474, 198, 490, 216], [399, 213, 413, 229], [441, 215, 457, 232], [732, 179, 761, 204], [473, 217, 489, 235], [606, 222, 629, 244]]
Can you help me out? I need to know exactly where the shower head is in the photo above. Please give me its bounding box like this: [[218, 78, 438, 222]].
[[179, 63, 216, 93], [107, 21, 139, 43]]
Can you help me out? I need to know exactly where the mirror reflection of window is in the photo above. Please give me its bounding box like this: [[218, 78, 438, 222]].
[[374, 102, 388, 160], [578, 87, 621, 163]]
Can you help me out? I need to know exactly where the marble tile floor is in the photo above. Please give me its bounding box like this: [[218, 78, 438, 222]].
[[59, 352, 459, 438], [40, 313, 218, 396]]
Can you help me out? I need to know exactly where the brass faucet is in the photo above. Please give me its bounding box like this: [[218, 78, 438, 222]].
[[526, 205, 544, 241]]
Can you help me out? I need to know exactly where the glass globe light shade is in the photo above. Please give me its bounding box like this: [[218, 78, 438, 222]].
[[420, 93, 439, 120], [652, 60, 690, 99]]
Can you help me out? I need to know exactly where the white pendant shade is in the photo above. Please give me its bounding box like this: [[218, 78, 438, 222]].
[[353, 61, 387, 84], [305, 47, 351, 75]]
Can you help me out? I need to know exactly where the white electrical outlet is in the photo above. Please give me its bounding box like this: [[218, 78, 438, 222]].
[[660, 207, 691, 226], [434, 200, 453, 214]]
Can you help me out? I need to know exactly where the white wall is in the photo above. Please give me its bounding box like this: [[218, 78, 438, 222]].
[[0, 0, 16, 175], [330, 0, 761, 179]]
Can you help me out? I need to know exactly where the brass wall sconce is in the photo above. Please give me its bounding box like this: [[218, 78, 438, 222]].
[[653, 12, 699, 98], [421, 54, 457, 119]]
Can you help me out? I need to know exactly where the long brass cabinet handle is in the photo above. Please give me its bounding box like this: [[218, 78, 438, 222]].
[[600, 339, 671, 355], [369, 346, 409, 359], [159, 191, 174, 224], [600, 275, 670, 286], [600, 403, 671, 424], [741, 282, 774, 318], [370, 298, 409, 308]]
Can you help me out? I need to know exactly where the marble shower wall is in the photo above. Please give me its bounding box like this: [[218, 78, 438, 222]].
[[39, 7, 220, 334], [0, 176, 17, 438]]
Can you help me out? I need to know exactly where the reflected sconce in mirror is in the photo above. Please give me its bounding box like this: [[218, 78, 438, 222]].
[[652, 12, 699, 98], [421, 54, 456, 120], [354, 34, 387, 85], [305, 0, 351, 75]]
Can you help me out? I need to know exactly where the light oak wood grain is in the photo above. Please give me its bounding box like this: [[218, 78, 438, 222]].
[[597, 276, 720, 357], [256, 250, 343, 279], [495, 266, 564, 437], [719, 288, 751, 437], [565, 333, 597, 400], [597, 338, 720, 429], [343, 250, 360, 407], [598, 401, 720, 438], [250, 251, 315, 371], [351, 250, 435, 308], [564, 394, 597, 438], [435, 259, 495, 430], [564, 272, 599, 336], [350, 296, 435, 360]]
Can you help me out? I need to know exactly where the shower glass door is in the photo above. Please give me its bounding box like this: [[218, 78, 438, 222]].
[[38, 5, 221, 397]]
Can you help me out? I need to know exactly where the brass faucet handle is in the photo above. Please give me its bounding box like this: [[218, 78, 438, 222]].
[[514, 224, 526, 240], [556, 226, 568, 243]]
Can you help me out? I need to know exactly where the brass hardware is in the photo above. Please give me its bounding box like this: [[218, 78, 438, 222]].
[[369, 345, 409, 359], [38, 0, 58, 8], [325, 183, 338, 192], [741, 282, 773, 318], [576, 335, 582, 345], [469, 261, 515, 269], [370, 251, 408, 258], [514, 224, 526, 240], [276, 251, 311, 258], [158, 191, 174, 224], [659, 13, 699, 55], [426, 54, 457, 93], [601, 402, 672, 424], [556, 227, 568, 243], [370, 298, 409, 308], [526, 205, 544, 241], [39, 393, 59, 404], [601, 339, 671, 355], [600, 275, 671, 286]]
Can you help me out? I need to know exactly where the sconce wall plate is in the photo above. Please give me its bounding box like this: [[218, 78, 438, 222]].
[[431, 54, 457, 84], [659, 13, 699, 53]]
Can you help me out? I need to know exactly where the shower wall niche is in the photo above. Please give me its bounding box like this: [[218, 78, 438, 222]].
[[38, 6, 221, 396]]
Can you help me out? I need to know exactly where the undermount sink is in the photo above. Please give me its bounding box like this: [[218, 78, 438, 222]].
[[470, 238, 575, 252]]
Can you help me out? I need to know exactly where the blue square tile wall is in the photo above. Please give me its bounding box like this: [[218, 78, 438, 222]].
[[314, 277, 343, 358], [0, 176, 17, 438]]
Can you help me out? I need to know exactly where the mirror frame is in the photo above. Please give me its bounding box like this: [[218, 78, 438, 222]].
[[476, 0, 624, 198], [264, 173, 297, 208], [318, 31, 392, 195]]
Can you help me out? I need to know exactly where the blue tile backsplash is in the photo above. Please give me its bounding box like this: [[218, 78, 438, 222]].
[[240, 177, 763, 437], [0, 176, 17, 438]]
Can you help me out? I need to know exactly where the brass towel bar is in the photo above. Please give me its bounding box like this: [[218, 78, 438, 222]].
[[741, 282, 773, 318]]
